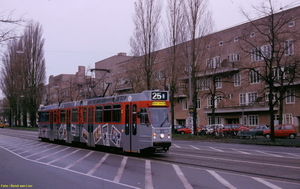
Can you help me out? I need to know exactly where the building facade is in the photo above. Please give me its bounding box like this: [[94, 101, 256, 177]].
[[44, 6, 300, 132], [94, 6, 300, 132], [43, 66, 91, 105]]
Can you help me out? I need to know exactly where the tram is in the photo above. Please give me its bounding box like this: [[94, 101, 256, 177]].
[[38, 90, 171, 153]]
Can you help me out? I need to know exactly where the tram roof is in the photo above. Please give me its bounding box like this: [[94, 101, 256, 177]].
[[39, 90, 169, 110]]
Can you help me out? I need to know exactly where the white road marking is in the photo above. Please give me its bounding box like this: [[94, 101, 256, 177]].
[[190, 145, 201, 150], [0, 145, 137, 189], [252, 177, 282, 189], [24, 145, 61, 157], [114, 156, 128, 183], [36, 147, 71, 161], [145, 160, 153, 189], [255, 150, 284, 157], [46, 149, 81, 164], [173, 164, 193, 189], [230, 148, 251, 155], [172, 144, 181, 148], [207, 170, 237, 189], [209, 147, 224, 152], [284, 152, 300, 158], [65, 151, 94, 169], [86, 153, 109, 175]]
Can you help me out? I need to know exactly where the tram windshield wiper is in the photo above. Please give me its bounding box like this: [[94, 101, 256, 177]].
[[160, 117, 168, 127]]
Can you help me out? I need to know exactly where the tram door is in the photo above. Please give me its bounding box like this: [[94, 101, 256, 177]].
[[49, 111, 54, 140], [87, 107, 94, 146], [124, 103, 138, 152], [66, 109, 71, 143]]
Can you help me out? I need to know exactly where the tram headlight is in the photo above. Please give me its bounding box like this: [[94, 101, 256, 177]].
[[160, 133, 165, 139], [153, 133, 157, 139]]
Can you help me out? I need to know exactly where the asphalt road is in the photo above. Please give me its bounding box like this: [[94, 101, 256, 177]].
[[0, 129, 300, 189]]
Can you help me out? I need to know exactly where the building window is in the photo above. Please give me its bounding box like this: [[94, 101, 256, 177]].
[[228, 54, 240, 62], [248, 93, 258, 104], [234, 73, 241, 86], [208, 116, 222, 124], [197, 78, 210, 91], [234, 37, 239, 42], [155, 69, 165, 80], [265, 92, 278, 102], [196, 98, 201, 109], [240, 92, 257, 105], [251, 47, 262, 62], [206, 56, 220, 69], [179, 83, 187, 90], [242, 116, 247, 126], [286, 89, 295, 104], [215, 77, 222, 89], [261, 45, 271, 59], [248, 115, 259, 126], [284, 40, 294, 55], [207, 96, 222, 108], [284, 114, 293, 124], [249, 70, 260, 83], [182, 99, 188, 110], [288, 21, 295, 27]]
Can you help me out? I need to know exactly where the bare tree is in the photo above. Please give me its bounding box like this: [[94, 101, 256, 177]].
[[183, 0, 213, 134], [0, 10, 24, 46], [130, 0, 162, 90], [1, 22, 47, 127], [21, 22, 46, 127], [239, 0, 300, 141], [0, 39, 24, 126], [163, 0, 186, 132]]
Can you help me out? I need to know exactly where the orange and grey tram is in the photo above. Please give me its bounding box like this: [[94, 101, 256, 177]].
[[38, 90, 171, 153]]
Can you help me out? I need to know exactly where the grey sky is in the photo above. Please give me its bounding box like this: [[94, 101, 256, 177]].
[[1, 0, 299, 85]]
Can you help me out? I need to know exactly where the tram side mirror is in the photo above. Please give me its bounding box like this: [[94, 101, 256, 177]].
[[137, 111, 141, 118]]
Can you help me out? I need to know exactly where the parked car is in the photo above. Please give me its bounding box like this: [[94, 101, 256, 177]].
[[0, 122, 9, 128], [263, 124, 297, 139], [198, 124, 224, 136], [249, 125, 269, 135], [174, 125, 185, 132], [177, 125, 203, 134], [221, 124, 249, 136]]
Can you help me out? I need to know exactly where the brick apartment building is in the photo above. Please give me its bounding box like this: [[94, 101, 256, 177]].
[[94, 6, 300, 131], [45, 6, 300, 132], [43, 66, 91, 105]]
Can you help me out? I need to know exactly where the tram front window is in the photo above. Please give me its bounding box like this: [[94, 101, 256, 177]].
[[149, 108, 170, 127]]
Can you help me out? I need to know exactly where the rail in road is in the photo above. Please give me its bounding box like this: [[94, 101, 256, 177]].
[[0, 129, 300, 189]]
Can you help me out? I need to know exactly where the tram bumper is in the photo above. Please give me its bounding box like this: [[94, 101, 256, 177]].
[[153, 142, 171, 153]]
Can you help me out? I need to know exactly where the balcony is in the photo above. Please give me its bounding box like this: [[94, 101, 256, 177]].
[[204, 101, 278, 114]]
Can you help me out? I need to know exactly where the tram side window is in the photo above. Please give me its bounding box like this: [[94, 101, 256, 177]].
[[83, 107, 87, 123], [38, 111, 49, 122], [139, 108, 149, 124], [72, 108, 78, 122], [104, 105, 111, 122], [53, 110, 57, 123], [95, 106, 103, 123], [60, 110, 66, 123], [113, 104, 121, 122]]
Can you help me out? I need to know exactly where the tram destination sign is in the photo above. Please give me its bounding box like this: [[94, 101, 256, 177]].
[[151, 92, 168, 100]]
